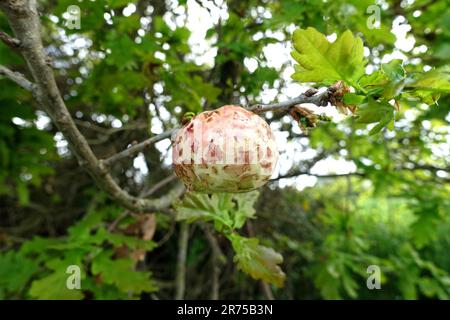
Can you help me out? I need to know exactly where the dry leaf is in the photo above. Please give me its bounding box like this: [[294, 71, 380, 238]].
[[141, 214, 157, 241]]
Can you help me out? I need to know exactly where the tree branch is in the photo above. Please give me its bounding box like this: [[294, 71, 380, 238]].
[[247, 88, 330, 114], [74, 119, 149, 135], [203, 226, 223, 300], [103, 129, 176, 166], [0, 30, 21, 48], [141, 174, 178, 198], [175, 222, 189, 300], [0, 64, 36, 92], [273, 171, 364, 181]]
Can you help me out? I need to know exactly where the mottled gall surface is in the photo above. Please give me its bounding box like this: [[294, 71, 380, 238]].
[[172, 105, 278, 193]]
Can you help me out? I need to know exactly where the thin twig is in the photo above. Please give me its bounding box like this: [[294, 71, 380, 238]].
[[0, 30, 21, 48], [260, 281, 275, 300], [141, 174, 178, 198], [175, 222, 189, 300], [103, 129, 176, 166], [156, 218, 176, 246], [107, 211, 129, 232], [74, 119, 148, 135], [272, 171, 365, 181], [203, 227, 223, 300], [0, 65, 36, 93], [247, 88, 329, 114]]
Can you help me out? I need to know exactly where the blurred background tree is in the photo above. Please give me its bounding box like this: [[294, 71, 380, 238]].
[[0, 0, 449, 299]]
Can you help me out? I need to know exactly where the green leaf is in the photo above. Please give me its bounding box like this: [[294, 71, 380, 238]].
[[91, 251, 157, 293], [108, 0, 133, 9], [231, 191, 259, 229], [175, 193, 226, 224], [368, 116, 393, 135], [291, 28, 365, 85], [342, 272, 358, 298], [374, 60, 408, 99], [105, 32, 137, 70], [0, 251, 38, 296], [418, 277, 448, 298], [29, 258, 84, 300], [314, 262, 341, 299], [355, 99, 395, 134], [358, 70, 389, 88], [20, 237, 61, 256], [411, 90, 441, 105], [90, 228, 157, 251], [68, 206, 116, 239], [381, 59, 405, 82], [411, 212, 439, 248], [382, 81, 405, 99], [175, 191, 259, 230], [398, 273, 418, 299], [29, 272, 84, 300], [16, 181, 29, 205], [343, 93, 366, 105], [406, 68, 450, 93], [229, 234, 285, 288]]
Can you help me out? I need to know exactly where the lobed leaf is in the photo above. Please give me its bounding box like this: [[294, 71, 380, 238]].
[[291, 28, 365, 85], [175, 191, 259, 230], [229, 234, 286, 288]]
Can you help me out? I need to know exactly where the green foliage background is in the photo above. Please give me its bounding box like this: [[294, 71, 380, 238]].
[[0, 0, 449, 299]]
